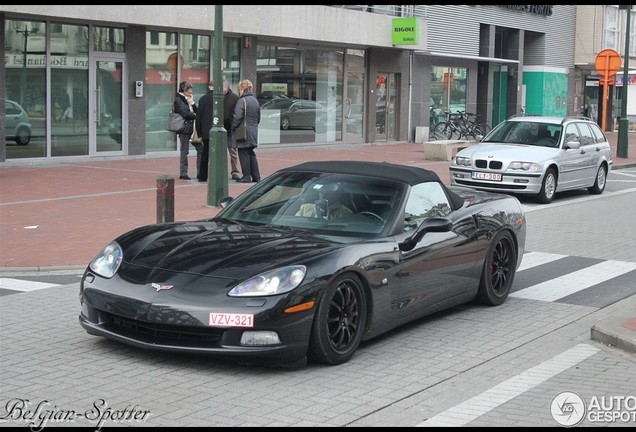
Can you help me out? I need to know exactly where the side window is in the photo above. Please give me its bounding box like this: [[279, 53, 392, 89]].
[[589, 123, 607, 143], [563, 124, 580, 145], [403, 182, 451, 232], [576, 123, 595, 145]]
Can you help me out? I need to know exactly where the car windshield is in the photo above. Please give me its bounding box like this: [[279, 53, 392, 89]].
[[218, 171, 405, 237], [483, 120, 562, 148]]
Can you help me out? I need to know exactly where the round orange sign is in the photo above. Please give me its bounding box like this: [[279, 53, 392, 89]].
[[595, 49, 622, 77]]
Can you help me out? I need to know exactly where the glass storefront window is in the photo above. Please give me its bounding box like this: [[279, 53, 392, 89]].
[[51, 23, 89, 157], [256, 44, 344, 145], [430, 66, 467, 125], [93, 26, 125, 52], [144, 31, 219, 153], [5, 19, 47, 159]]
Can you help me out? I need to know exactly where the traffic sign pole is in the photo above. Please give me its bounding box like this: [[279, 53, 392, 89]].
[[595, 49, 622, 133]]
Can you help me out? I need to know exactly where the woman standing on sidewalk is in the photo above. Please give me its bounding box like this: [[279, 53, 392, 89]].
[[231, 79, 261, 183], [174, 81, 199, 180]]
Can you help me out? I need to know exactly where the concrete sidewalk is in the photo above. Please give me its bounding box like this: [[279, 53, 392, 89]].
[[1, 134, 636, 356]]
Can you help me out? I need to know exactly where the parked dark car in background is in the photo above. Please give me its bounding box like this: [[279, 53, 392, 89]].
[[79, 161, 526, 367], [261, 98, 327, 131], [4, 99, 32, 145], [109, 102, 173, 144]]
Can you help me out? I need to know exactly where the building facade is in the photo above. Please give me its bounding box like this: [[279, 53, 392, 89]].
[[1, 5, 629, 164]]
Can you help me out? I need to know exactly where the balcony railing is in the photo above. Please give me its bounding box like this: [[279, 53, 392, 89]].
[[328, 5, 428, 18]]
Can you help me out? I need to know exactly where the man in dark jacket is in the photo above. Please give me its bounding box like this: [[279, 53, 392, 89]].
[[195, 80, 215, 182], [223, 80, 241, 180]]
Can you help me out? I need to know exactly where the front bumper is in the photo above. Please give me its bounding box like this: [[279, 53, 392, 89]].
[[449, 167, 544, 195]]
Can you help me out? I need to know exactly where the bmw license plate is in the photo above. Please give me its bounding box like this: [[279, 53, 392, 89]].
[[209, 313, 254, 327], [471, 171, 502, 182]]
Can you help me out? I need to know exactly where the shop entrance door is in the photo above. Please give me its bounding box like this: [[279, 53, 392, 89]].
[[376, 72, 398, 142], [90, 54, 126, 155]]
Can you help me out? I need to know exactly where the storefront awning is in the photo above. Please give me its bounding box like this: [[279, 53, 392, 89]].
[[415, 50, 520, 64]]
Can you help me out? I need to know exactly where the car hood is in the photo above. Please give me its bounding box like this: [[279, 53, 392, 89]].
[[462, 143, 556, 161], [114, 219, 341, 281]]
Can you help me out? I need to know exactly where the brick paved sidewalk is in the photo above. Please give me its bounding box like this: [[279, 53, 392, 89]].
[[1, 134, 635, 270]]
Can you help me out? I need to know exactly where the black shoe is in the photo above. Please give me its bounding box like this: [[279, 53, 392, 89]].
[[179, 175, 191, 180], [198, 178, 207, 182], [252, 178, 260, 183], [231, 173, 241, 180], [236, 177, 252, 183]]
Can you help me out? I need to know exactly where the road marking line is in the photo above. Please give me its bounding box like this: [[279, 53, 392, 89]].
[[0, 278, 60, 292], [417, 344, 599, 427], [511, 260, 636, 301], [517, 251, 567, 272]]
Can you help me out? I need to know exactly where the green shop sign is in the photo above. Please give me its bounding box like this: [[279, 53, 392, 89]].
[[392, 17, 418, 45]]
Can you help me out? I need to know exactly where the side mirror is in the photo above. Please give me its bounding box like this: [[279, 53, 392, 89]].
[[564, 141, 581, 150], [218, 196, 234, 208], [399, 217, 453, 252]]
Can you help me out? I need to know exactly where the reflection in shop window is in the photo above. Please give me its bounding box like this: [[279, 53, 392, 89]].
[[93, 26, 125, 52], [430, 66, 467, 126], [256, 44, 344, 145]]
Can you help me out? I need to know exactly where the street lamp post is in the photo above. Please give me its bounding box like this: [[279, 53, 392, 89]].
[[14, 24, 39, 107], [618, 5, 631, 158]]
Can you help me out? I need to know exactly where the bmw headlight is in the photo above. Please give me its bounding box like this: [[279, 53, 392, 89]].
[[228, 265, 306, 297], [453, 156, 471, 166], [89, 242, 123, 278], [508, 161, 541, 171]]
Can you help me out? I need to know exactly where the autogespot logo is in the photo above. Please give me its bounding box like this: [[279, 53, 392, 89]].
[[551, 391, 586, 427]]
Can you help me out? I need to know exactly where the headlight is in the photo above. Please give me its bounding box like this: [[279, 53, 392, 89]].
[[228, 265, 306, 297], [89, 242, 123, 278], [453, 156, 471, 166], [508, 161, 541, 171]]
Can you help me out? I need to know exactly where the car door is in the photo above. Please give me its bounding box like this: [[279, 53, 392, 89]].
[[576, 122, 605, 186], [558, 123, 588, 190], [393, 182, 481, 323], [298, 101, 317, 129]]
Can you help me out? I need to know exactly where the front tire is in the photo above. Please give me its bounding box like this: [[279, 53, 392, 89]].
[[15, 127, 31, 145], [588, 164, 607, 195], [308, 273, 367, 365], [536, 168, 557, 204], [475, 231, 517, 306]]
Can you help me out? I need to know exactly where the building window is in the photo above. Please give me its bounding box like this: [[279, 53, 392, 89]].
[[605, 6, 620, 50], [256, 44, 344, 145], [430, 66, 467, 124], [93, 26, 125, 52], [149, 31, 159, 46]]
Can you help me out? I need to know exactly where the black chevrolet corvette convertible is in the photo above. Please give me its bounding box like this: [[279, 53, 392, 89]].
[[79, 161, 526, 367]]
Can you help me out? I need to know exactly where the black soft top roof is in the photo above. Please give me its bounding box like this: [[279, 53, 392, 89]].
[[281, 160, 464, 211], [283, 160, 441, 185]]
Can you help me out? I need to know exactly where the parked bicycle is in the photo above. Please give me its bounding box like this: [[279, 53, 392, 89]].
[[431, 109, 492, 141], [431, 110, 462, 140], [457, 111, 491, 140]]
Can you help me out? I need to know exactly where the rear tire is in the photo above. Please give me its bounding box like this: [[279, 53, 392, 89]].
[[475, 231, 517, 306], [432, 123, 449, 140], [588, 164, 607, 195], [308, 273, 367, 365]]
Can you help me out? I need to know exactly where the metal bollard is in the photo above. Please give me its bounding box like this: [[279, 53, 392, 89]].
[[156, 175, 174, 223]]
